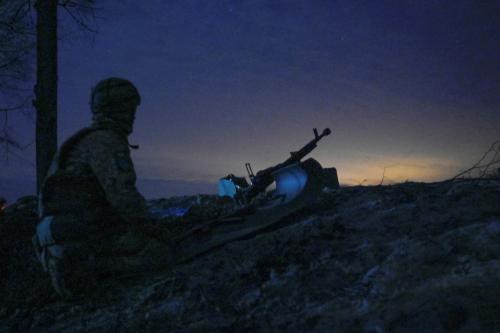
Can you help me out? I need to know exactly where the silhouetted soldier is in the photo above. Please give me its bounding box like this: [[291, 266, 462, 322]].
[[33, 78, 171, 299]]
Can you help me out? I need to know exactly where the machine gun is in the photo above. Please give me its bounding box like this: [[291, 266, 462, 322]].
[[178, 127, 333, 263], [219, 128, 331, 205]]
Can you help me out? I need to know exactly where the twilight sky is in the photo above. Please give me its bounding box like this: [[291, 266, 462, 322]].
[[2, 0, 499, 194]]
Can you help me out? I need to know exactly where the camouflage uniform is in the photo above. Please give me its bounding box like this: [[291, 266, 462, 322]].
[[33, 78, 171, 299]]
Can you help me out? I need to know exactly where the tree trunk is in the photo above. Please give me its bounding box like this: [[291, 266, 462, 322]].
[[34, 0, 58, 193]]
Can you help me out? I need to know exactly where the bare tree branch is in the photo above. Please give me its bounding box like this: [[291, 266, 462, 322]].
[[379, 167, 386, 185], [60, 4, 96, 33], [448, 140, 500, 181], [0, 0, 97, 158], [0, 0, 35, 109], [59, 0, 98, 33], [0, 106, 24, 113], [0, 98, 30, 112], [0, 135, 23, 150]]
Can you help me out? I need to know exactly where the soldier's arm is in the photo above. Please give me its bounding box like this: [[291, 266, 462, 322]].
[[82, 131, 172, 244], [84, 130, 150, 222]]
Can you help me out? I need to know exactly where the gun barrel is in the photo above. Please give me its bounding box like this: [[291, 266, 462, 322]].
[[286, 127, 331, 163], [242, 128, 331, 203]]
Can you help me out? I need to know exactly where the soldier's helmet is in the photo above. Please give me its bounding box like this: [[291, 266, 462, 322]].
[[90, 77, 141, 115]]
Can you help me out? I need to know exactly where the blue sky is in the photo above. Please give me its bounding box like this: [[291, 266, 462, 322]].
[[1, 0, 499, 197]]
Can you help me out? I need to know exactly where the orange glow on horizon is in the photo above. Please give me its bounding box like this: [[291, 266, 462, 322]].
[[324, 155, 460, 186]]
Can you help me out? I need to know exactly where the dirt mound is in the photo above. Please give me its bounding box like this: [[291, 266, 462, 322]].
[[1, 180, 499, 332]]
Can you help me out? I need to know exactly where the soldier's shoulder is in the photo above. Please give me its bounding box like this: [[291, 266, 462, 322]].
[[81, 128, 127, 148]]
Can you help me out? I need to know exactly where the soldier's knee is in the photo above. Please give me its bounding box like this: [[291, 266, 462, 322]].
[[34, 216, 97, 299]]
